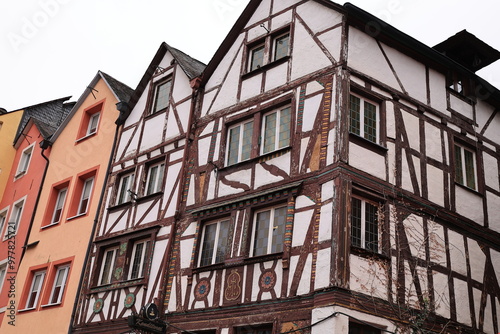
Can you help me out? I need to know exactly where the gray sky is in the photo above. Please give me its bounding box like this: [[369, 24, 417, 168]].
[[1, 0, 499, 112]]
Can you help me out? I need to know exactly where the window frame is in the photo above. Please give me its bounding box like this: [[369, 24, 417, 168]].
[[24, 270, 46, 310], [128, 239, 151, 280], [86, 112, 100, 136], [246, 26, 291, 74], [261, 105, 291, 155], [116, 171, 135, 205], [0, 208, 8, 237], [454, 142, 478, 191], [349, 93, 380, 144], [0, 261, 7, 294], [5, 198, 24, 239], [15, 143, 35, 178], [226, 119, 255, 166], [151, 79, 172, 114], [350, 196, 381, 253], [235, 324, 273, 334], [47, 265, 70, 306], [250, 204, 287, 257], [197, 218, 231, 267], [51, 187, 68, 225], [98, 245, 119, 286], [145, 161, 165, 196], [77, 100, 104, 141], [78, 176, 94, 215]]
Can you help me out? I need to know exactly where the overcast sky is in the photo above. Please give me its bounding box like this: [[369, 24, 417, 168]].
[[1, 0, 499, 112]]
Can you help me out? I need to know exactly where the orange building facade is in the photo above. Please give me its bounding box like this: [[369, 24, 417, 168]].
[[0, 72, 132, 333], [0, 109, 24, 203]]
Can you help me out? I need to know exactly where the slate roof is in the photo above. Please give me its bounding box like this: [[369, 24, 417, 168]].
[[14, 97, 74, 145], [99, 71, 134, 104], [167, 44, 206, 80]]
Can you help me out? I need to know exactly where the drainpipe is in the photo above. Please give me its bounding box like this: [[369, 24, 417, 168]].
[[20, 139, 51, 264], [67, 102, 128, 334]]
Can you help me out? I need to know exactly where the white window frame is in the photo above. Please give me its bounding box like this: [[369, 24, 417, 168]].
[[5, 199, 24, 239], [86, 112, 100, 136], [25, 270, 46, 310], [198, 219, 230, 267], [226, 119, 254, 166], [16, 143, 34, 177], [0, 261, 7, 294], [117, 172, 135, 204], [350, 197, 380, 253], [47, 265, 70, 305], [78, 177, 94, 215], [250, 205, 287, 257], [0, 208, 8, 238], [145, 162, 165, 196], [454, 143, 477, 191], [99, 246, 118, 286], [261, 106, 291, 155], [128, 239, 150, 280], [349, 93, 379, 144], [50, 188, 67, 225], [152, 79, 172, 113]]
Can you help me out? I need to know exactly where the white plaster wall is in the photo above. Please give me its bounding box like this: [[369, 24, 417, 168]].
[[387, 142, 396, 184], [141, 115, 164, 152], [198, 136, 212, 166], [201, 90, 217, 116], [483, 152, 499, 191], [117, 127, 139, 159], [296, 1, 343, 35], [264, 62, 288, 92], [432, 271, 451, 319], [302, 94, 322, 132], [425, 123, 442, 162], [455, 186, 484, 224], [218, 180, 246, 197], [350, 255, 388, 300], [167, 279, 177, 312], [348, 28, 400, 89], [254, 162, 285, 189], [475, 99, 494, 133], [428, 221, 447, 266], [224, 169, 252, 189], [299, 137, 309, 170], [318, 27, 342, 62], [106, 210, 128, 235], [187, 173, 195, 206], [292, 209, 313, 247], [136, 200, 160, 225], [428, 68, 448, 114], [206, 34, 245, 90], [403, 214, 425, 259], [291, 18, 332, 81], [209, 47, 244, 112], [125, 81, 150, 126], [180, 238, 194, 269], [163, 162, 182, 218], [240, 73, 262, 102], [401, 155, 421, 194], [171, 71, 191, 103], [246, 0, 271, 27], [318, 202, 332, 243], [297, 253, 312, 295], [314, 248, 331, 290], [401, 111, 420, 151], [427, 164, 445, 207], [467, 239, 486, 283], [272, 0, 299, 14], [449, 94, 473, 120], [271, 10, 292, 31], [448, 229, 467, 276], [247, 23, 267, 42], [487, 191, 500, 233], [480, 105, 500, 145], [296, 194, 315, 209], [349, 143, 386, 180]]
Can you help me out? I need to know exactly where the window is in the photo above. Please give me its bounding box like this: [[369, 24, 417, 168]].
[[6, 200, 24, 238], [152, 80, 171, 113], [225, 104, 292, 166], [351, 197, 379, 252], [0, 209, 7, 236], [25, 271, 46, 309], [99, 246, 118, 285], [247, 28, 290, 72], [0, 262, 7, 293], [145, 162, 165, 196], [16, 144, 34, 177], [87, 112, 100, 135], [227, 120, 254, 165], [349, 322, 381, 334], [78, 177, 94, 215], [236, 324, 273, 334], [262, 106, 291, 154], [51, 188, 67, 225], [198, 219, 230, 267], [48, 265, 69, 305], [117, 172, 135, 204], [349, 94, 378, 143], [77, 101, 104, 140], [128, 239, 150, 280], [454, 143, 477, 190], [251, 206, 286, 256]]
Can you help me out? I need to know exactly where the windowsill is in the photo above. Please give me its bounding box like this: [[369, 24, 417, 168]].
[[350, 246, 389, 261], [144, 108, 168, 120], [14, 171, 26, 179], [221, 146, 292, 171], [242, 56, 290, 80], [349, 133, 388, 155], [90, 277, 147, 293], [455, 182, 482, 196], [137, 191, 164, 203], [447, 88, 474, 105], [18, 307, 36, 313], [76, 132, 97, 143], [192, 253, 284, 275], [66, 212, 88, 221], [41, 222, 60, 230], [108, 200, 133, 211], [40, 302, 62, 308]]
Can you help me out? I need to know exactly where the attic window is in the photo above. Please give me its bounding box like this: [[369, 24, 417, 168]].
[[77, 101, 104, 141], [246, 26, 290, 73], [151, 79, 171, 114], [448, 72, 469, 96]]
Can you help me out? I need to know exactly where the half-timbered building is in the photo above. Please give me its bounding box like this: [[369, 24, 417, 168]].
[[73, 1, 500, 333], [71, 43, 205, 333]]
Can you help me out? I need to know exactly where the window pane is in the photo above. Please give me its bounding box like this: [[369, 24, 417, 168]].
[[147, 165, 159, 195], [278, 107, 291, 149], [100, 249, 116, 285], [130, 241, 147, 279], [349, 95, 361, 136], [153, 81, 171, 113], [263, 112, 277, 154], [52, 188, 67, 224], [88, 113, 100, 134], [118, 173, 134, 204], [27, 272, 45, 309], [274, 34, 289, 61], [250, 45, 265, 71], [364, 202, 378, 252], [454, 145, 464, 185], [363, 101, 377, 142], [200, 224, 217, 266], [464, 149, 476, 189], [271, 206, 286, 253], [227, 126, 241, 165], [254, 210, 270, 256], [241, 121, 253, 161], [50, 266, 68, 304], [215, 220, 230, 263], [351, 198, 362, 248]]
